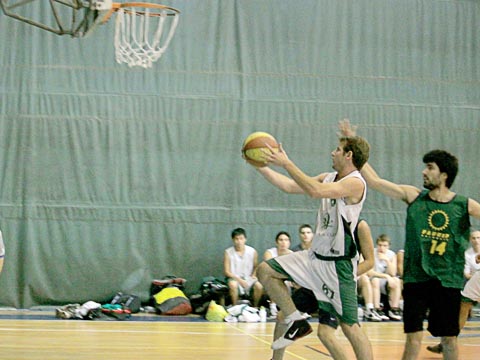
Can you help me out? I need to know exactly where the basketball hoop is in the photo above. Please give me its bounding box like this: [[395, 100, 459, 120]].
[[106, 2, 180, 68], [0, 1, 180, 68]]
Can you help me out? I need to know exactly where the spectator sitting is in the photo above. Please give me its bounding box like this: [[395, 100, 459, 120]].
[[223, 227, 263, 307], [263, 231, 293, 317], [290, 224, 313, 252], [368, 234, 402, 321]]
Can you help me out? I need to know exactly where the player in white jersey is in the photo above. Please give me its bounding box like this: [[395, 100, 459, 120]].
[[250, 129, 373, 360]]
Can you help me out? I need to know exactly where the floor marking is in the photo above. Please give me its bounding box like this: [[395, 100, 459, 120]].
[[226, 323, 309, 360]]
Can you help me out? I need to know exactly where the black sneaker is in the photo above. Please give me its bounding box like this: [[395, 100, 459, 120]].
[[271, 318, 313, 349], [426, 344, 443, 354]]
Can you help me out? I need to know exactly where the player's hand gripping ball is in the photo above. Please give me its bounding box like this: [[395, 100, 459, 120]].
[[241, 132, 279, 167]]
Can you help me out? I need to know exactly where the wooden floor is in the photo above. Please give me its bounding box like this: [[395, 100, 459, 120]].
[[0, 311, 478, 359]]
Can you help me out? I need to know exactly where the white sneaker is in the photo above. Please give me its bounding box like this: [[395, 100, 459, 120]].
[[374, 309, 390, 321], [388, 308, 402, 321], [364, 310, 382, 322], [271, 316, 313, 350]]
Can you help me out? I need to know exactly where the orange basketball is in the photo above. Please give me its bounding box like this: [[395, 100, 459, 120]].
[[241, 132, 279, 167]]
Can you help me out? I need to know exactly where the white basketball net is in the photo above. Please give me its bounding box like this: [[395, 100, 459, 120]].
[[114, 6, 179, 68]]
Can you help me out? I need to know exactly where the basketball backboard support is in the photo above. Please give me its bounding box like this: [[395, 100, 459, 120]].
[[0, 1, 180, 67], [0, 0, 112, 37]]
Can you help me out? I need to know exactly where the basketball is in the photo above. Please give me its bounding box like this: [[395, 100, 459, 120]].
[[241, 132, 279, 167]]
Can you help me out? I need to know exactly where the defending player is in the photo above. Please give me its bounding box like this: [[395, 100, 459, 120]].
[[339, 120, 480, 360]]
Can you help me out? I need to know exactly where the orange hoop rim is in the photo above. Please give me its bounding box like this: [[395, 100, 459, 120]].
[[101, 2, 180, 24]]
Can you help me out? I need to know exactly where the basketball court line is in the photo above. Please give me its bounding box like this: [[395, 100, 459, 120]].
[[225, 322, 311, 360]]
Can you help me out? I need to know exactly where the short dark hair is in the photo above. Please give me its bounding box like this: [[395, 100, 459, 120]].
[[298, 224, 312, 232], [231, 227, 246, 238], [423, 150, 458, 188], [339, 136, 370, 170], [275, 231, 291, 242]]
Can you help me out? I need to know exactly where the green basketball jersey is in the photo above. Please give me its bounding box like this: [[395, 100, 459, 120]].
[[404, 190, 470, 288]]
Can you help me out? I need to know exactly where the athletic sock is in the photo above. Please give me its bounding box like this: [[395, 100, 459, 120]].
[[285, 310, 304, 322]]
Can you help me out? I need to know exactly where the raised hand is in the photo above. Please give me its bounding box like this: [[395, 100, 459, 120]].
[[338, 118, 357, 137]]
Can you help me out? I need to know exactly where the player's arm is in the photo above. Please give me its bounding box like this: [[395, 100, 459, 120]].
[[256, 166, 326, 194], [468, 198, 480, 219], [338, 119, 420, 204], [357, 220, 375, 277], [282, 158, 365, 200], [361, 162, 420, 204], [264, 143, 365, 200]]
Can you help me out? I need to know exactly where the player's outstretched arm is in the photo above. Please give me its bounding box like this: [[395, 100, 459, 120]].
[[338, 119, 420, 204], [256, 167, 307, 194], [265, 143, 356, 199], [255, 143, 327, 195], [361, 162, 420, 204]]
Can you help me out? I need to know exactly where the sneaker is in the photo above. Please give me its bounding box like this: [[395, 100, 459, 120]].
[[426, 343, 443, 354], [271, 317, 313, 350], [364, 310, 382, 322], [388, 308, 402, 321], [375, 309, 389, 321]]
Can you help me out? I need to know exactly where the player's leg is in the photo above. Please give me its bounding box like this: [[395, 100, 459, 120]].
[[402, 332, 423, 360], [318, 323, 348, 360], [270, 287, 332, 359], [426, 281, 461, 360], [257, 261, 296, 315], [402, 281, 429, 360], [271, 310, 288, 360], [440, 336, 458, 360], [322, 259, 373, 360], [251, 280, 264, 308], [427, 274, 479, 355], [340, 322, 374, 360], [258, 253, 314, 349]]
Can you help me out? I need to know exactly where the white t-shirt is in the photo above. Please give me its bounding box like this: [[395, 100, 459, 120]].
[[225, 245, 256, 279], [464, 247, 480, 276], [374, 248, 397, 274]]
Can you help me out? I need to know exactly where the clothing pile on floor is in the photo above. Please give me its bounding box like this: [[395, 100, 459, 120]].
[[55, 301, 132, 321]]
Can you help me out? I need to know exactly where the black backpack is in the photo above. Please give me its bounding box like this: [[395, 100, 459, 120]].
[[110, 292, 141, 313], [190, 276, 229, 314]]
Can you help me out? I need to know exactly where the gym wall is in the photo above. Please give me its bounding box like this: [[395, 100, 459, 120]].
[[0, 0, 478, 307]]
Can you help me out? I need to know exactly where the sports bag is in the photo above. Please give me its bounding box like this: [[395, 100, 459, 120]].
[[153, 286, 192, 315], [110, 292, 141, 313]]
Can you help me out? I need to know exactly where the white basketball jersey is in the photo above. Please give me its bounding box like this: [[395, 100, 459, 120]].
[[311, 170, 366, 258]]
